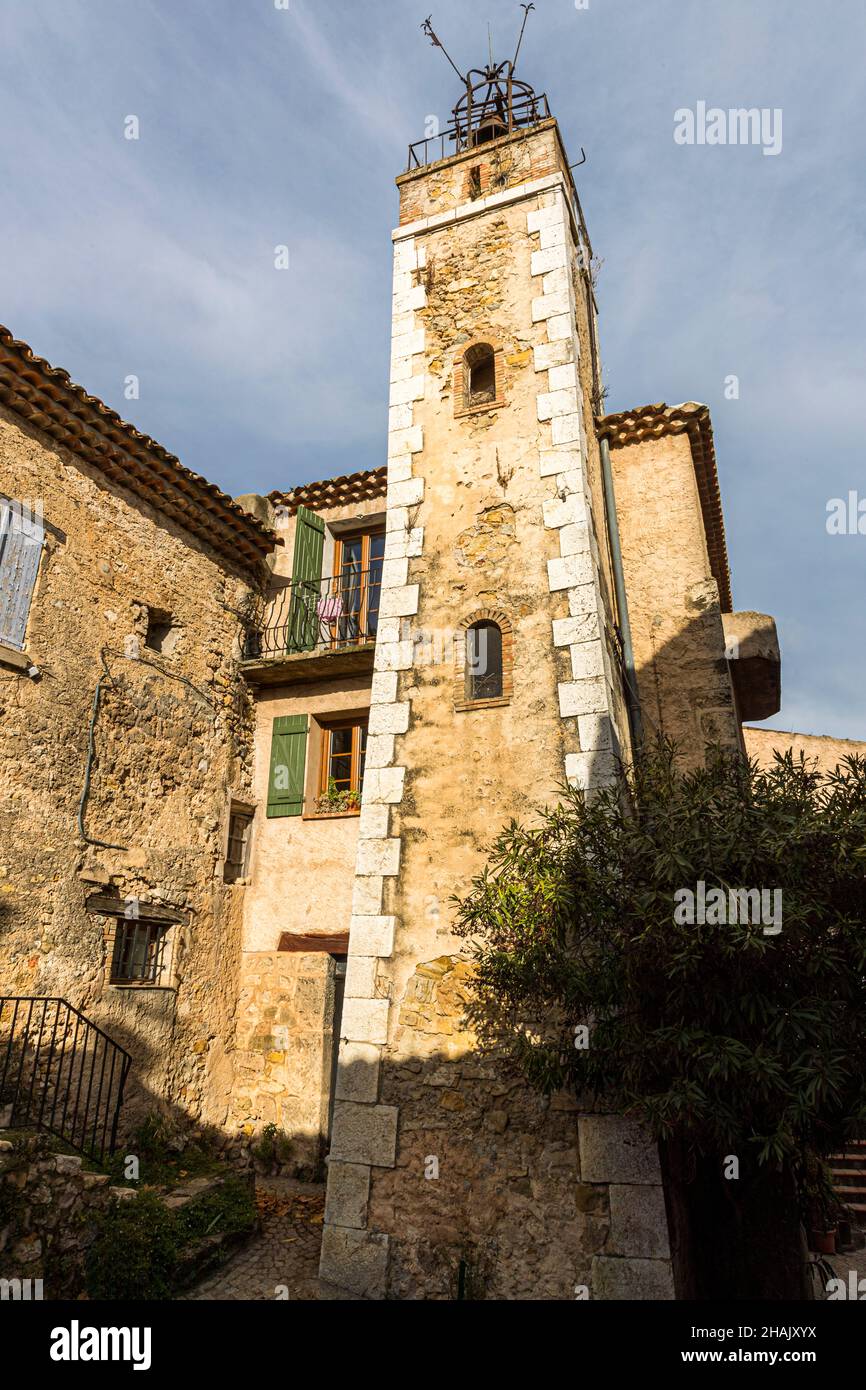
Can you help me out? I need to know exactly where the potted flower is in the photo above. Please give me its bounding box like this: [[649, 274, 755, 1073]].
[[801, 1156, 842, 1254], [315, 778, 361, 815]]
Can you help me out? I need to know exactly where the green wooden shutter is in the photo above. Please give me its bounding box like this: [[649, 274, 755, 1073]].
[[267, 715, 308, 817], [287, 506, 325, 653]]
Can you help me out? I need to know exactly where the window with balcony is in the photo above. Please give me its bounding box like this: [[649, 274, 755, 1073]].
[[333, 529, 385, 647], [245, 515, 387, 660]]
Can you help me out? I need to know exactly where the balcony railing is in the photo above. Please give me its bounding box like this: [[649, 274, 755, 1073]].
[[243, 568, 382, 660], [407, 90, 551, 170]]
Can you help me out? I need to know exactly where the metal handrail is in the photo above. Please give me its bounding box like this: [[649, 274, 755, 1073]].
[[243, 567, 382, 660], [0, 996, 132, 1164], [407, 91, 551, 170]]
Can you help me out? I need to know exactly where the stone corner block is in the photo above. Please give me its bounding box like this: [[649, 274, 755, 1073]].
[[564, 749, 618, 791], [590, 1255, 675, 1301], [329, 1100, 398, 1168], [351, 876, 383, 916], [355, 837, 401, 878], [578, 1113, 663, 1185], [340, 996, 390, 1045], [324, 1161, 371, 1230], [379, 585, 420, 620], [349, 915, 396, 958], [334, 1040, 381, 1104], [319, 1225, 390, 1300], [344, 954, 378, 999], [558, 677, 609, 719], [607, 1184, 671, 1260]]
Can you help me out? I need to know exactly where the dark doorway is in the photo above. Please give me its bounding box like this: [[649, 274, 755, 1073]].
[[327, 954, 347, 1142]]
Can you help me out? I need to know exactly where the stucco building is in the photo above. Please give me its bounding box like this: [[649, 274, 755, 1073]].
[[0, 64, 858, 1298]]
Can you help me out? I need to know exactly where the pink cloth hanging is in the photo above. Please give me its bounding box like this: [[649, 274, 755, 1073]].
[[317, 594, 343, 621]]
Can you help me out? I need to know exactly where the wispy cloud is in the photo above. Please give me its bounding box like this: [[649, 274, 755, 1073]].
[[0, 0, 864, 737]]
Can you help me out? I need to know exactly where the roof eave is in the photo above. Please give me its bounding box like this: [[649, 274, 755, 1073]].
[[598, 401, 733, 613], [0, 326, 276, 571]]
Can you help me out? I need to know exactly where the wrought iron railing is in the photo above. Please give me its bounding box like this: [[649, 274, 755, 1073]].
[[243, 568, 382, 660], [0, 997, 131, 1165], [407, 90, 551, 170]]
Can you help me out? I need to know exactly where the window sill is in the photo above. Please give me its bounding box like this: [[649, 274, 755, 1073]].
[[302, 808, 362, 821], [454, 696, 511, 711], [0, 642, 32, 673], [454, 397, 506, 419], [108, 982, 175, 993]]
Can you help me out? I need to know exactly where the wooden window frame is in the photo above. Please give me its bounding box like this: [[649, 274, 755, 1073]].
[[87, 893, 182, 992], [332, 528, 386, 648], [224, 802, 255, 884], [304, 717, 368, 819]]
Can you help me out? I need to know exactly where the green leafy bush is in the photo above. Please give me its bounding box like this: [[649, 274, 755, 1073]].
[[85, 1178, 255, 1300], [455, 742, 866, 1296], [105, 1112, 220, 1187], [86, 1191, 179, 1300], [251, 1122, 293, 1169]]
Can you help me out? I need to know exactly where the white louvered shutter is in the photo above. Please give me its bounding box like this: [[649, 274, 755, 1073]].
[[0, 500, 45, 649]]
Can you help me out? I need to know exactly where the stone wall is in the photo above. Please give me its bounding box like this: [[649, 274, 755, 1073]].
[[611, 429, 742, 763], [321, 129, 673, 1299], [241, 675, 371, 951], [397, 119, 563, 227], [0, 1134, 114, 1298], [229, 949, 340, 1178], [744, 725, 866, 774], [0, 1132, 256, 1299], [0, 402, 265, 1137]]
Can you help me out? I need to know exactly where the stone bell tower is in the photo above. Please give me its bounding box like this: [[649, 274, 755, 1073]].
[[319, 41, 674, 1300]]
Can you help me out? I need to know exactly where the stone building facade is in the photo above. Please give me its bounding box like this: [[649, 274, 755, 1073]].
[[0, 325, 274, 1136], [0, 83, 853, 1300]]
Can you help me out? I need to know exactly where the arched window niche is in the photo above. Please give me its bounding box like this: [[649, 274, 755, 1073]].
[[454, 609, 513, 710], [466, 621, 502, 700], [453, 339, 505, 418]]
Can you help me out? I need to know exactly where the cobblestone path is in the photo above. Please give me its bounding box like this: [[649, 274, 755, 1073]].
[[186, 1178, 326, 1301]]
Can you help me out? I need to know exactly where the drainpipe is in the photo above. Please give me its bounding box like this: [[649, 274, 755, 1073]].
[[78, 654, 127, 851], [599, 433, 643, 749]]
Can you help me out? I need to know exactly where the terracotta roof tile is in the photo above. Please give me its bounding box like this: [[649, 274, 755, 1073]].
[[0, 325, 275, 569], [270, 466, 387, 516]]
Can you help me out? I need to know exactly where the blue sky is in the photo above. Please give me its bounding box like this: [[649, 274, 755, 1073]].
[[1, 0, 864, 738]]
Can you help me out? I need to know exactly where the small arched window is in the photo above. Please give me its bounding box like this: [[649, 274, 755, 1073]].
[[465, 343, 496, 408], [465, 620, 503, 702]]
